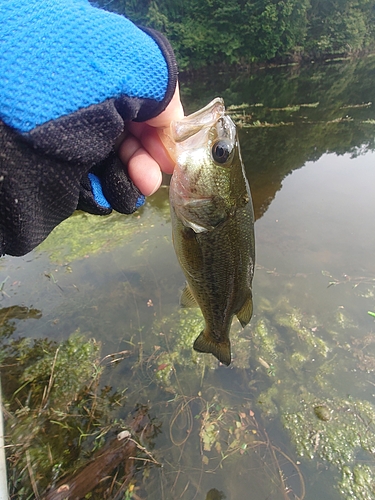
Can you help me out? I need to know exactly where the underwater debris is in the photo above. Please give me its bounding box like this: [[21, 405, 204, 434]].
[[1, 332, 160, 499], [313, 404, 332, 421], [44, 406, 159, 500], [166, 394, 305, 500]]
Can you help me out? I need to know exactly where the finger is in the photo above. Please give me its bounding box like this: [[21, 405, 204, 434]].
[[127, 123, 175, 174], [127, 147, 162, 196], [145, 83, 184, 128], [118, 135, 162, 195], [117, 133, 142, 165]]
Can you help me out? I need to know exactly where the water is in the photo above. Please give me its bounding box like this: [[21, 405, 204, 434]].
[[2, 56, 375, 499]]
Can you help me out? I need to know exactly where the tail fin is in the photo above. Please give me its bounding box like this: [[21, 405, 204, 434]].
[[193, 331, 231, 366]]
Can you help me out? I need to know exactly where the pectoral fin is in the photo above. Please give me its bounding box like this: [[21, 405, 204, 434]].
[[180, 283, 198, 308], [236, 295, 253, 328], [179, 197, 228, 233], [193, 331, 231, 366], [180, 215, 209, 233]]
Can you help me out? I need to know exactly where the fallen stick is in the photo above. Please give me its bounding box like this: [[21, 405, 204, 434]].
[[43, 407, 153, 500]]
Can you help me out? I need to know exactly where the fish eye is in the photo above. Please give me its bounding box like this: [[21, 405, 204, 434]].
[[211, 140, 233, 165]]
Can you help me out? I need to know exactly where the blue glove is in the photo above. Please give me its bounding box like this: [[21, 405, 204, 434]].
[[0, 0, 178, 256]]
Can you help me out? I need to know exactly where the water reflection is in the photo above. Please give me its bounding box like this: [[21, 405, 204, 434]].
[[181, 56, 375, 220], [0, 305, 42, 341], [258, 151, 375, 274]]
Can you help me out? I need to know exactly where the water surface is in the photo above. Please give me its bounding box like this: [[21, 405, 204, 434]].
[[2, 57, 375, 499]]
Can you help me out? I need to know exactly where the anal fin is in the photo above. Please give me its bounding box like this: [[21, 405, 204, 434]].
[[236, 294, 253, 328], [180, 283, 198, 308]]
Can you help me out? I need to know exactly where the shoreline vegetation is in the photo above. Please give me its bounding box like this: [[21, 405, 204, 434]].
[[177, 50, 375, 81], [95, 0, 375, 73]]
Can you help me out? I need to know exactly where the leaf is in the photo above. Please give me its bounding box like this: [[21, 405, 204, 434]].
[[203, 441, 211, 452], [202, 455, 209, 465], [157, 363, 169, 371], [258, 357, 270, 369], [228, 439, 240, 450]]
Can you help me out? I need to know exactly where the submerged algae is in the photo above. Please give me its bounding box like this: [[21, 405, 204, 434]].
[[1, 332, 130, 498], [252, 318, 278, 362], [38, 211, 142, 263], [251, 279, 375, 500], [275, 306, 329, 358], [152, 308, 252, 390], [283, 396, 375, 465], [340, 464, 375, 500], [283, 395, 375, 500], [150, 272, 375, 500], [38, 194, 170, 264]]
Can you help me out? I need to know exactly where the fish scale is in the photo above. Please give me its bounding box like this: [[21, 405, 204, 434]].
[[162, 98, 255, 365]]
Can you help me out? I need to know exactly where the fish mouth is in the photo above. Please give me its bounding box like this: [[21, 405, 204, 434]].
[[159, 98, 226, 161], [172, 98, 225, 143]]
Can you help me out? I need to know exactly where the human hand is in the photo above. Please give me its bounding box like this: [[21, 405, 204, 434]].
[[118, 85, 184, 196], [0, 0, 181, 256]]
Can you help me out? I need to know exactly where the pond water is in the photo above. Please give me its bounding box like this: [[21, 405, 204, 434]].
[[2, 56, 375, 499]]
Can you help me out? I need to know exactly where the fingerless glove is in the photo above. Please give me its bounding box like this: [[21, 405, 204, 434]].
[[0, 0, 178, 256]]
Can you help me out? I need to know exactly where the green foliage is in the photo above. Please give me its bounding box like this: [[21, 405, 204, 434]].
[[94, 0, 375, 70], [307, 0, 375, 55], [145, 0, 311, 68]]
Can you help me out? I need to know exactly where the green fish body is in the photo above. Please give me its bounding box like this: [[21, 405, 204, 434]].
[[163, 98, 255, 366]]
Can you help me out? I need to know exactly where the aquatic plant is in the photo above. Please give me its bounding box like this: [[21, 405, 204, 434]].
[[38, 211, 139, 263], [150, 307, 252, 391], [38, 194, 170, 264], [0, 332, 159, 499], [251, 268, 375, 500]]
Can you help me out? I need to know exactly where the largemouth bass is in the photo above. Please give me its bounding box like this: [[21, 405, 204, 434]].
[[162, 98, 255, 366]]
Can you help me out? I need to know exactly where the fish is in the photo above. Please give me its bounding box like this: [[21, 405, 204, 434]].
[[161, 98, 255, 366]]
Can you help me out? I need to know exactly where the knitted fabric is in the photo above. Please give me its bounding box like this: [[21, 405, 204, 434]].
[[0, 0, 178, 256], [0, 0, 169, 132]]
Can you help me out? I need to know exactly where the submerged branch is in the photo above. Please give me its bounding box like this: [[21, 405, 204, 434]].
[[42, 407, 155, 500]]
